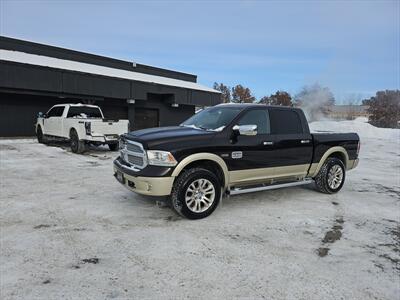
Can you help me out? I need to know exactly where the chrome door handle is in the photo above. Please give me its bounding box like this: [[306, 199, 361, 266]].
[[301, 140, 310, 144], [263, 141, 274, 146]]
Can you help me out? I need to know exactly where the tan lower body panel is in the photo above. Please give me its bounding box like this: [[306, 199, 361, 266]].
[[114, 166, 175, 196], [229, 164, 310, 186], [229, 159, 358, 187]]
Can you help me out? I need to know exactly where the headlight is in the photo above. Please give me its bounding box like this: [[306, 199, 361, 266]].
[[147, 150, 177, 167]]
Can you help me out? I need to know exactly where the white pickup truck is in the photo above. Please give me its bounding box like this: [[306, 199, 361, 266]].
[[35, 103, 129, 153]]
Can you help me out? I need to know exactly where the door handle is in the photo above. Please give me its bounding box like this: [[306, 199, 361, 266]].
[[301, 140, 310, 144], [263, 141, 274, 146]]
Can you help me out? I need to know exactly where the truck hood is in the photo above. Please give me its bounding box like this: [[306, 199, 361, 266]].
[[125, 126, 216, 150]]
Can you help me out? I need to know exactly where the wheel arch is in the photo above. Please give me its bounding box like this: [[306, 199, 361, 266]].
[[171, 153, 229, 189], [36, 124, 43, 134], [69, 127, 80, 139], [311, 146, 349, 177]]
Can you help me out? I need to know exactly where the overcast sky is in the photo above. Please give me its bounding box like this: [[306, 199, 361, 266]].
[[1, 0, 399, 103]]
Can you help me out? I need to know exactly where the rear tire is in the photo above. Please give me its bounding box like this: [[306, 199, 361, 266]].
[[70, 130, 86, 154], [314, 158, 346, 194], [171, 168, 221, 219], [108, 143, 118, 151]]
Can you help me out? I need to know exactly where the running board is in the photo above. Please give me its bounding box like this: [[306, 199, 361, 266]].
[[229, 179, 313, 196]]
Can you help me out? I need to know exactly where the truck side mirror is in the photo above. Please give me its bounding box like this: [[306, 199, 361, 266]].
[[37, 112, 46, 118], [232, 125, 258, 136]]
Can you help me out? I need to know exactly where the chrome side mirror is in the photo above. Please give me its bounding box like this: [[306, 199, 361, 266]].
[[232, 124, 257, 136]]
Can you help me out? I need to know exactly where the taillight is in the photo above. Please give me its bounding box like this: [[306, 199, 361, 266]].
[[84, 122, 91, 135], [357, 141, 360, 156]]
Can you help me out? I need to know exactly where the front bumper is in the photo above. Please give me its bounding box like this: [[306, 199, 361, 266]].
[[113, 159, 174, 196], [85, 134, 119, 143]]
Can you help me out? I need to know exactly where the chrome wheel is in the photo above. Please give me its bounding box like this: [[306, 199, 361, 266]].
[[185, 178, 215, 213], [327, 165, 343, 190]]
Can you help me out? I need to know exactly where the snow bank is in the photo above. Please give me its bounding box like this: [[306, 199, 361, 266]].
[[310, 119, 400, 140]]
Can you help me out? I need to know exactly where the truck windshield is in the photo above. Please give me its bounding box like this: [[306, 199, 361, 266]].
[[181, 106, 242, 131], [67, 106, 103, 119]]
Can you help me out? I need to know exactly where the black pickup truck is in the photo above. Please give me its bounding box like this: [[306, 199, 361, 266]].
[[114, 104, 360, 219]]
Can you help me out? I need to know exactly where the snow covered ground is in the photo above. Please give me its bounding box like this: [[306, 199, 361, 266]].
[[0, 120, 399, 300]]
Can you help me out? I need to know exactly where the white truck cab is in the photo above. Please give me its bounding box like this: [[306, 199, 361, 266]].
[[35, 103, 129, 153]]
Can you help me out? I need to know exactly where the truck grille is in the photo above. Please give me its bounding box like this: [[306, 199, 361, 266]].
[[120, 140, 147, 170], [126, 143, 142, 153], [127, 154, 144, 166]]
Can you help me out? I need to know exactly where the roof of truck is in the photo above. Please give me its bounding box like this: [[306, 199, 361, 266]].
[[53, 103, 100, 108], [216, 103, 297, 109]]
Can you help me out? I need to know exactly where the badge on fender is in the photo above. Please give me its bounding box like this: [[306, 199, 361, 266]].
[[231, 151, 243, 159]]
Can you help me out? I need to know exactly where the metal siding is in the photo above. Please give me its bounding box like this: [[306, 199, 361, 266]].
[[0, 36, 197, 82], [191, 90, 212, 106], [62, 72, 131, 99], [0, 61, 63, 92], [131, 81, 190, 104], [134, 95, 195, 127], [0, 92, 65, 136]]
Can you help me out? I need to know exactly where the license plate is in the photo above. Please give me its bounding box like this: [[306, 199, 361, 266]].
[[106, 135, 118, 140], [115, 171, 125, 184]]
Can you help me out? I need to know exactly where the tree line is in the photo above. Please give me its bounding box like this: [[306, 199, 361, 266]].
[[213, 82, 335, 122], [213, 82, 400, 128]]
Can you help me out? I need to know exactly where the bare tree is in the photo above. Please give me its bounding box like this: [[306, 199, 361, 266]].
[[259, 91, 292, 106], [231, 84, 255, 103], [364, 90, 400, 128]]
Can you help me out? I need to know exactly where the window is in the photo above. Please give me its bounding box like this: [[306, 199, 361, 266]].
[[47, 106, 64, 117], [269, 109, 303, 134], [238, 109, 270, 134], [67, 106, 103, 119], [181, 106, 242, 131]]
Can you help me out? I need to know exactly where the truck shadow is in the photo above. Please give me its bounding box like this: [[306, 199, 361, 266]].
[[42, 140, 116, 157]]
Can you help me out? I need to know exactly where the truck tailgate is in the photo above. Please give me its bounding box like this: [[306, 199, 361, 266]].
[[90, 120, 129, 136]]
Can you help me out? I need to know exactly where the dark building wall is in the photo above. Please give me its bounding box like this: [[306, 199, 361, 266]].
[[0, 36, 220, 137], [0, 61, 221, 106], [133, 94, 195, 129], [0, 92, 67, 136], [0, 36, 197, 82], [0, 92, 194, 136]]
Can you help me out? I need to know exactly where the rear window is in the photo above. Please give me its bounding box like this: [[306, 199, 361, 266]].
[[67, 106, 102, 119], [269, 109, 303, 134]]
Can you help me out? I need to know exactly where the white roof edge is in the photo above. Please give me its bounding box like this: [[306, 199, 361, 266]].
[[0, 49, 220, 94]]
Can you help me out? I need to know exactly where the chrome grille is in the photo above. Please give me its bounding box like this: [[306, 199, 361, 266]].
[[120, 140, 147, 170], [127, 154, 144, 166], [126, 143, 142, 153]]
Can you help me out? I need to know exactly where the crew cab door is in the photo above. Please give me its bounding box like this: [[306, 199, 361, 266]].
[[43, 106, 65, 136], [226, 108, 275, 185], [268, 108, 313, 178]]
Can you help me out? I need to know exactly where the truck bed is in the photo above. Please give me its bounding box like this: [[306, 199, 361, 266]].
[[311, 132, 359, 166]]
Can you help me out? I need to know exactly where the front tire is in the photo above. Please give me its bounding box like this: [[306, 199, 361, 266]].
[[314, 157, 346, 194], [70, 130, 86, 154], [36, 126, 46, 144], [171, 168, 221, 219]]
